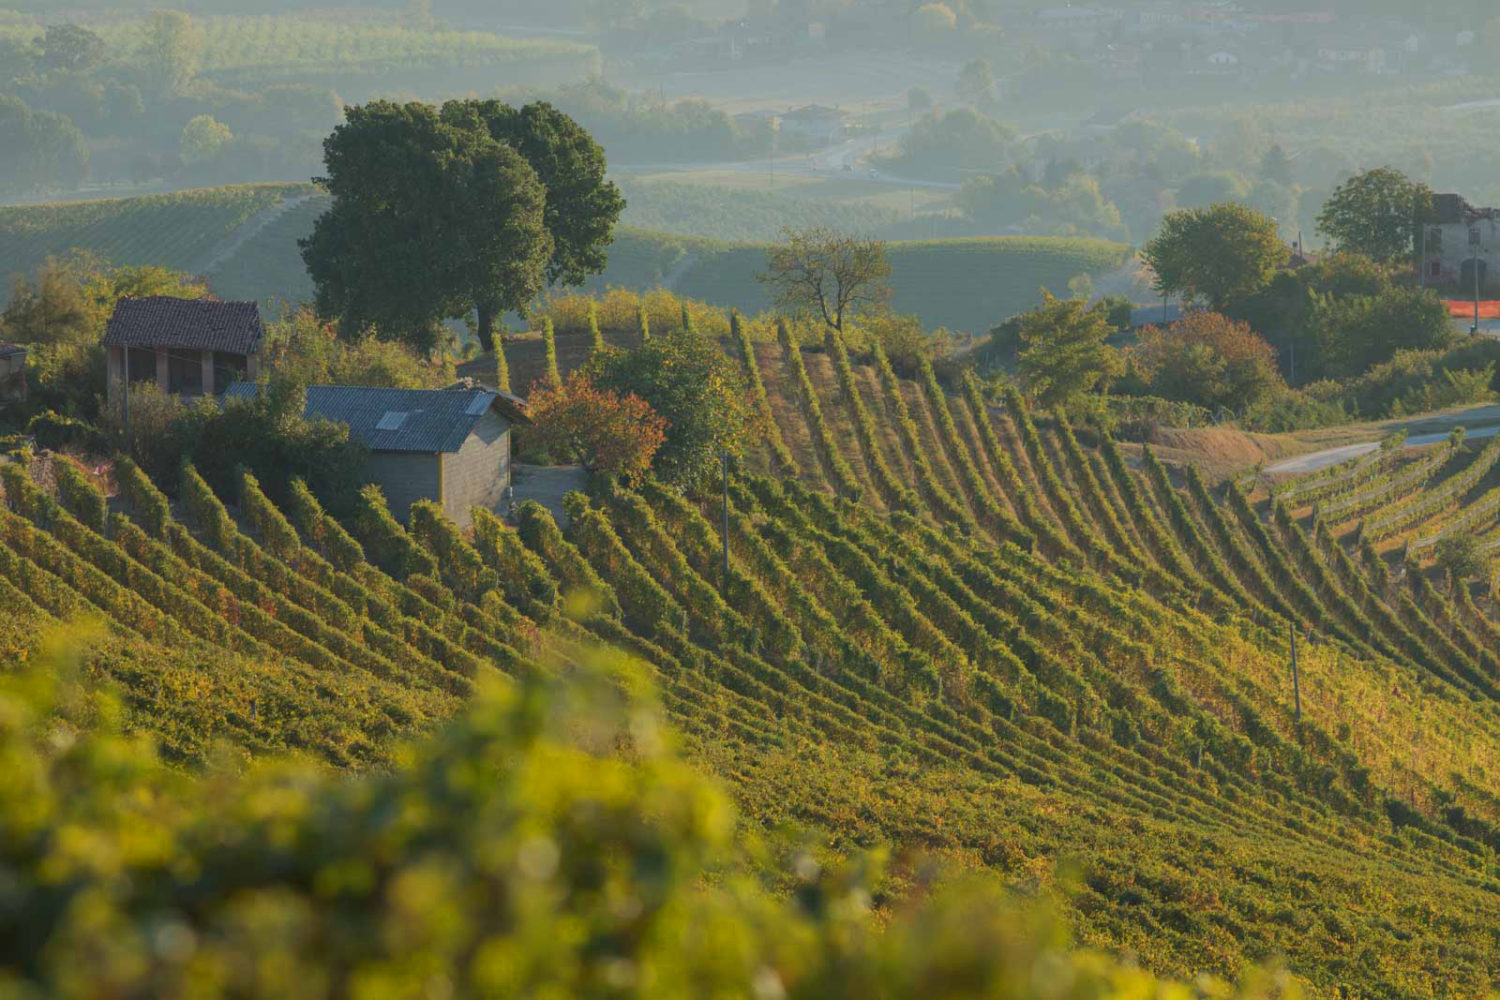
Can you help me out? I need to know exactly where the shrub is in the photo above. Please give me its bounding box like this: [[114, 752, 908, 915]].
[[26, 410, 105, 453], [1130, 311, 1284, 412], [352, 483, 436, 579], [585, 329, 749, 488], [526, 372, 666, 482], [541, 314, 560, 388], [113, 455, 170, 537], [51, 455, 107, 533]]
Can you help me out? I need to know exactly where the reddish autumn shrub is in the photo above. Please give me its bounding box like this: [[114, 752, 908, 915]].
[[527, 372, 667, 482]]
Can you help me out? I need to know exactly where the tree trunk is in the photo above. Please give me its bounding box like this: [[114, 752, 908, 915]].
[[476, 303, 496, 354]]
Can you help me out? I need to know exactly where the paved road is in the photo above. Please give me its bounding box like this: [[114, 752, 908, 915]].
[[607, 121, 970, 192], [1266, 424, 1500, 476]]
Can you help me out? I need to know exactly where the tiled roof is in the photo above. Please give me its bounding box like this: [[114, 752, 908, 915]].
[[102, 297, 263, 355], [223, 383, 506, 454]]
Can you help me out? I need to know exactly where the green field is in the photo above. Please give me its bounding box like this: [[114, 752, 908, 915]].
[[0, 186, 1130, 334], [0, 184, 305, 280], [6, 343, 1500, 994]]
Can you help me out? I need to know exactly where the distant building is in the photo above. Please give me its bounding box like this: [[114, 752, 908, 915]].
[[103, 297, 263, 405], [779, 105, 845, 147], [225, 383, 527, 528], [1422, 194, 1500, 293], [1313, 36, 1390, 74], [0, 343, 26, 407]]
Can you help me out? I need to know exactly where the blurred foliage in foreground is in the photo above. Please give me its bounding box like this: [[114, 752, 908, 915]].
[[0, 627, 1300, 1000]]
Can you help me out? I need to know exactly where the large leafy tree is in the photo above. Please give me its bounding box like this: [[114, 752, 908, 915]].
[[304, 100, 622, 354], [1142, 202, 1286, 309], [301, 101, 553, 354], [1015, 290, 1123, 408], [442, 100, 625, 288], [1316, 167, 1433, 265], [38, 24, 105, 75]]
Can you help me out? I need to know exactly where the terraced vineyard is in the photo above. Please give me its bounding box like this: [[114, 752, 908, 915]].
[[5, 337, 1500, 995]]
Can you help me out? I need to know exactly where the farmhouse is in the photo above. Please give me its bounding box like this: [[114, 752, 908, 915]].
[[103, 297, 263, 405], [779, 105, 845, 147], [0, 343, 26, 407], [225, 383, 524, 528], [1422, 193, 1500, 293]]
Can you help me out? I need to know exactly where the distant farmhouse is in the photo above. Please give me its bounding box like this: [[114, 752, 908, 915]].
[[0, 343, 26, 407], [226, 383, 526, 528], [103, 297, 263, 404], [1422, 193, 1500, 293], [779, 105, 845, 148]]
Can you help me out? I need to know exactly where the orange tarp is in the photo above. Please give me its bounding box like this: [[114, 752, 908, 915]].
[[1444, 300, 1500, 319]]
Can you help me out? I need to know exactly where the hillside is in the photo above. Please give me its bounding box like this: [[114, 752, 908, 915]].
[[5, 330, 1500, 995], [0, 186, 1130, 334]]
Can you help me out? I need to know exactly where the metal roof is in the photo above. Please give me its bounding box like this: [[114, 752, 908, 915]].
[[223, 383, 505, 454], [102, 297, 264, 355]]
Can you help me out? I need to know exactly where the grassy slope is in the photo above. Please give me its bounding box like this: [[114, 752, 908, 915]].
[[0, 187, 1129, 334]]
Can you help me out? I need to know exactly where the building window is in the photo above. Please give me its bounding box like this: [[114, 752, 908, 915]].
[[1470, 226, 1482, 246], [126, 347, 155, 384], [168, 352, 203, 395], [1429, 227, 1442, 251], [1429, 261, 1442, 278], [213, 351, 248, 390]]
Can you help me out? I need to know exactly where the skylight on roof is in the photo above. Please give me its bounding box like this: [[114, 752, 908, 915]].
[[465, 395, 491, 416], [375, 411, 408, 431]]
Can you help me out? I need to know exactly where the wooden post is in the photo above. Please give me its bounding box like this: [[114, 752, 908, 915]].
[[721, 451, 730, 593], [1290, 622, 1302, 726]]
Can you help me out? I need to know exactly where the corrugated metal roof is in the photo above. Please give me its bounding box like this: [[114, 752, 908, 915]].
[[223, 383, 504, 454], [102, 297, 264, 354]]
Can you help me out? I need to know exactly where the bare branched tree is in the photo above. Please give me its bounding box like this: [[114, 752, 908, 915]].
[[758, 227, 892, 331]]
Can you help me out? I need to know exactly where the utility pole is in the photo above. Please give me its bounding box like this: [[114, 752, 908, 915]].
[[1418, 217, 1426, 289], [1475, 242, 1483, 336], [121, 349, 130, 444], [721, 451, 730, 593], [1289, 622, 1303, 727]]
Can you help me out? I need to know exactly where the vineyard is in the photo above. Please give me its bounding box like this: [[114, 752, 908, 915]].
[[5, 330, 1500, 995], [0, 184, 307, 285], [0, 186, 1129, 334]]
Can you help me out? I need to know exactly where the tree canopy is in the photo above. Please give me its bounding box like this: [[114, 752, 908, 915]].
[[1015, 290, 1123, 408], [302, 99, 622, 354], [1316, 167, 1433, 265], [1308, 285, 1452, 379], [441, 100, 624, 288], [585, 329, 749, 487], [1131, 312, 1283, 413], [758, 227, 891, 331], [1142, 203, 1287, 309], [526, 371, 666, 482]]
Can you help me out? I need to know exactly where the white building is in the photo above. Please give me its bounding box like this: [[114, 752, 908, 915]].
[[1422, 193, 1500, 294]]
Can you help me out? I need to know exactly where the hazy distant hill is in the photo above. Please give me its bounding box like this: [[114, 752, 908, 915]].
[[0, 185, 1130, 334]]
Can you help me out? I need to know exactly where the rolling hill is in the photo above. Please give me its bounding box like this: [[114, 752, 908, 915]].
[[0, 186, 1131, 334], [4, 330, 1500, 995]]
